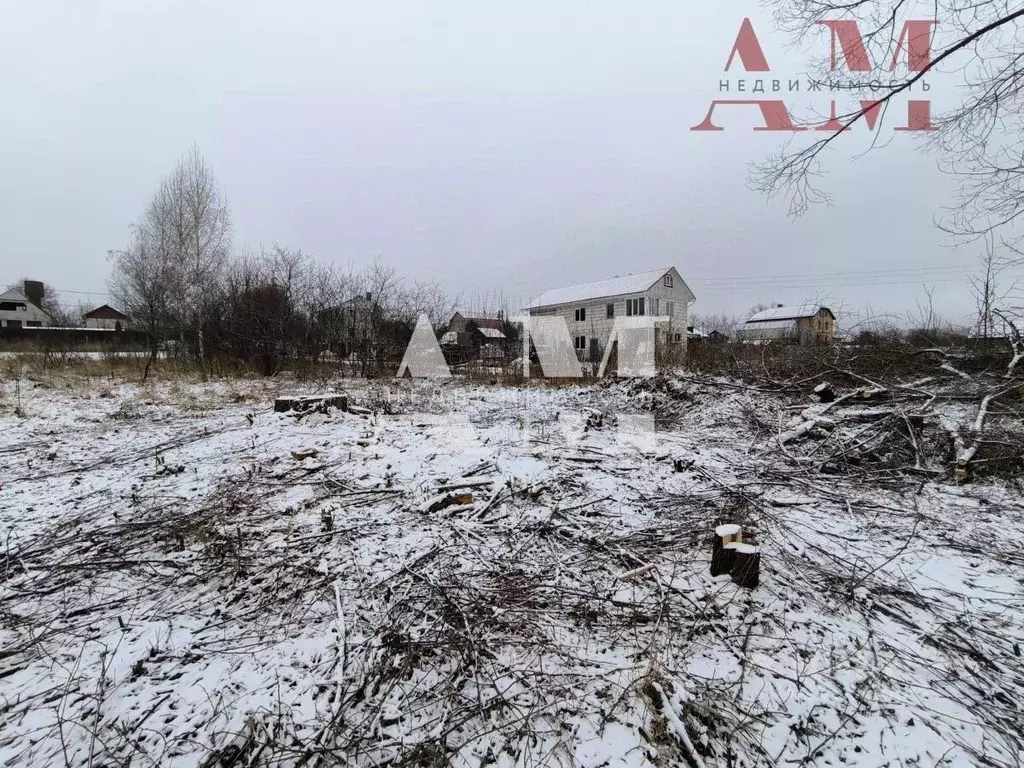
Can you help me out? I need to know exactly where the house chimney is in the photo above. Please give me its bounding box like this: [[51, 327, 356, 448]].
[[23, 280, 44, 309]]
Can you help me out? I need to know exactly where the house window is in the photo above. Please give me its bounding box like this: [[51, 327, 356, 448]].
[[666, 301, 674, 316], [674, 333, 682, 342], [575, 308, 586, 322], [607, 303, 614, 319], [574, 335, 587, 351], [652, 298, 660, 316], [625, 298, 645, 317], [664, 274, 673, 288]]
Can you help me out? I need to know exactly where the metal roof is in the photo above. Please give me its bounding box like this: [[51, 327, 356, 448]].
[[739, 319, 798, 332], [746, 305, 830, 323], [525, 267, 694, 310]]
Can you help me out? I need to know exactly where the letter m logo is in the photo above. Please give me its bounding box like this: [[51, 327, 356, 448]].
[[817, 19, 936, 73]]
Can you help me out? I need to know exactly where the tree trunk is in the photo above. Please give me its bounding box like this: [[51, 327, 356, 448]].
[[143, 338, 158, 382], [711, 524, 742, 576], [729, 544, 761, 589]]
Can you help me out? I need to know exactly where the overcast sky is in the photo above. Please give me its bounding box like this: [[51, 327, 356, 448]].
[[1, 1, 1013, 325]]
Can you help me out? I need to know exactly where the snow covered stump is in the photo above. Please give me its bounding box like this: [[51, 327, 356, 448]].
[[813, 381, 835, 403], [728, 543, 761, 589], [711, 524, 742, 576]]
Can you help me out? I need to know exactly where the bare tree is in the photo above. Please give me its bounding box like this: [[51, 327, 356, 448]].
[[753, 1, 1024, 244], [109, 147, 231, 373], [692, 311, 742, 336], [971, 236, 1006, 340], [406, 279, 460, 332], [17, 282, 81, 327], [109, 228, 178, 379], [747, 302, 776, 318], [152, 146, 231, 360]]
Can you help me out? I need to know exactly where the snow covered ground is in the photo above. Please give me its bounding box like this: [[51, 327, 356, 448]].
[[1, 374, 1022, 767]]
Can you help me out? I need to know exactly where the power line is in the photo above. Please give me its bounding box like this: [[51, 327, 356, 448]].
[[696, 276, 978, 292], [692, 264, 978, 286], [693, 267, 1024, 293], [49, 288, 111, 297]]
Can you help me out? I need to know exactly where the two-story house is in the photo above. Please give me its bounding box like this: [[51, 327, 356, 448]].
[[0, 285, 49, 328], [737, 305, 835, 345], [524, 267, 696, 362]]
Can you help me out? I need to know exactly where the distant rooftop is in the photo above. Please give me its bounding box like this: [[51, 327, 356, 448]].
[[746, 305, 833, 323]]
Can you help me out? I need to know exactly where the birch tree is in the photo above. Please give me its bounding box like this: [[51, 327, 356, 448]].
[[110, 147, 231, 375]]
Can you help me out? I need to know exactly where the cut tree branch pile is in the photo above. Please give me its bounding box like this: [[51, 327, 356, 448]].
[[0, 370, 1022, 767]]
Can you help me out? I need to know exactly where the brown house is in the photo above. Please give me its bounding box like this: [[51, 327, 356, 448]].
[[440, 312, 509, 361], [83, 304, 131, 331], [738, 305, 835, 345]]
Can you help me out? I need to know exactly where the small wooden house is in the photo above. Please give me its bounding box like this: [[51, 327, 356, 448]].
[[440, 312, 509, 361]]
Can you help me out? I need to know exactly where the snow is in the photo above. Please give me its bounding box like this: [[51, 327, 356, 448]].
[[525, 267, 695, 310], [714, 523, 741, 538], [0, 373, 1022, 766], [747, 304, 826, 323], [724, 542, 759, 555]]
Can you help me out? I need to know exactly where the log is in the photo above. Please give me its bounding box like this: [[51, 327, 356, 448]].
[[728, 543, 761, 589], [274, 394, 348, 414], [618, 563, 656, 581], [711, 524, 741, 576], [420, 492, 475, 514]]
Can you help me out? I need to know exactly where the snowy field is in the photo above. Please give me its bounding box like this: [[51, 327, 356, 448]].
[[1, 374, 1022, 767]]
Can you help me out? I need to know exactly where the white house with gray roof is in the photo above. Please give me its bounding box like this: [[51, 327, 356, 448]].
[[0, 286, 49, 328], [524, 267, 696, 362]]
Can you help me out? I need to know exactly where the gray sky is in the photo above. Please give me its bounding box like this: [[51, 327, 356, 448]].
[[1, 0, 1011, 326]]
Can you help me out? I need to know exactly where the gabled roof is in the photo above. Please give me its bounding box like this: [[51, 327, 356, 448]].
[[0, 287, 48, 316], [467, 317, 504, 331], [746, 305, 833, 323], [525, 267, 694, 310], [449, 312, 505, 331], [83, 304, 129, 320], [0, 287, 31, 304]]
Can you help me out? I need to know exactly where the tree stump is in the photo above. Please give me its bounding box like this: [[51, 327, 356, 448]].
[[813, 382, 835, 403], [711, 524, 742, 576], [729, 543, 761, 589], [274, 394, 348, 414]]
